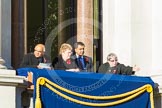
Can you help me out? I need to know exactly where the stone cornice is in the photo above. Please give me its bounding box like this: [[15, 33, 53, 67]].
[[0, 75, 27, 86], [0, 69, 27, 87]]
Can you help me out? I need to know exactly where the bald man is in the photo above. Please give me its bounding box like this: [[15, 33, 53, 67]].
[[19, 44, 51, 68]]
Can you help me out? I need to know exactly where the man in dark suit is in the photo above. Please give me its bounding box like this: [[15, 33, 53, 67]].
[[72, 42, 93, 72], [19, 44, 51, 69]]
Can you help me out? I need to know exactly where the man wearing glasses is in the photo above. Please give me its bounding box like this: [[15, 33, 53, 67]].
[[19, 44, 51, 69], [97, 53, 140, 75]]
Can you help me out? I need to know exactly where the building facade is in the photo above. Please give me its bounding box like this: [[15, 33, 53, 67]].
[[0, 0, 162, 107]]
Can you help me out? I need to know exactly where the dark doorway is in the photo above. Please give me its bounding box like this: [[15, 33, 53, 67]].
[[11, 0, 77, 69]]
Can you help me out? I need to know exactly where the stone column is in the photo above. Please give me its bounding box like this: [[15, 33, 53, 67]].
[[58, 0, 77, 48], [58, 0, 67, 48], [152, 0, 162, 75], [12, 0, 25, 69], [102, 0, 132, 64], [77, 0, 93, 58], [0, 0, 11, 68]]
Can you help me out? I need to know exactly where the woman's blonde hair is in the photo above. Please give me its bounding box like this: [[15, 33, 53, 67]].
[[59, 43, 72, 55]]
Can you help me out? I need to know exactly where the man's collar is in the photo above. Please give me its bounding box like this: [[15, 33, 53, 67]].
[[76, 54, 83, 58]]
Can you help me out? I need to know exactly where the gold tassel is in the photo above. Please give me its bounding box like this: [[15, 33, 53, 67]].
[[35, 98, 42, 108]]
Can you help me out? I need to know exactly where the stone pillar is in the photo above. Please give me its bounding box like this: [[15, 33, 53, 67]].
[[0, 0, 11, 67], [58, 0, 77, 48], [131, 0, 152, 76], [12, 0, 25, 69], [77, 0, 93, 57], [102, 0, 132, 64], [58, 0, 67, 48], [152, 0, 162, 75]]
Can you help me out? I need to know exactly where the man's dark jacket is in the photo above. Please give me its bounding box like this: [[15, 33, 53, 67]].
[[71, 55, 93, 72], [19, 53, 51, 68]]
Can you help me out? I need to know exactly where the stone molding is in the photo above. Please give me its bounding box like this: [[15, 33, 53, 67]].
[[0, 69, 27, 86]]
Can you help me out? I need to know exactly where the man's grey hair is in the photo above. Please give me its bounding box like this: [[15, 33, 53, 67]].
[[107, 53, 118, 61]]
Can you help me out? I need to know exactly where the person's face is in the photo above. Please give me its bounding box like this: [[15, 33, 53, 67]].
[[75, 45, 85, 56], [62, 49, 72, 60], [34, 46, 44, 58], [108, 56, 118, 67]]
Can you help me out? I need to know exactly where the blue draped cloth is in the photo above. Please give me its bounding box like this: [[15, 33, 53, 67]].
[[17, 68, 154, 108]]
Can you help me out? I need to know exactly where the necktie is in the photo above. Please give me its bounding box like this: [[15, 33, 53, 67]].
[[78, 56, 85, 70]]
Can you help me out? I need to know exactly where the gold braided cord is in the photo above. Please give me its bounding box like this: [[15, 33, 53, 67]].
[[150, 92, 154, 108], [35, 78, 42, 108], [44, 77, 148, 100], [45, 83, 146, 107], [35, 77, 154, 108]]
